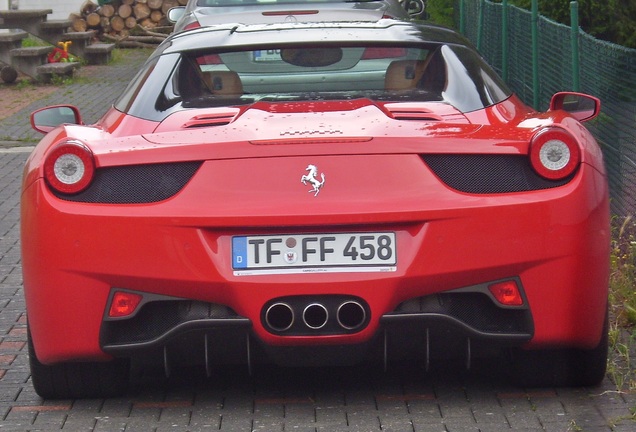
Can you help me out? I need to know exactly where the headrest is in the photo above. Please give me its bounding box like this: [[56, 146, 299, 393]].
[[202, 71, 243, 96], [384, 60, 428, 91]]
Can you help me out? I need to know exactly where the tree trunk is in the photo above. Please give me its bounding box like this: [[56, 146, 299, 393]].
[[118, 4, 133, 19], [150, 10, 163, 23], [133, 3, 152, 20], [162, 0, 179, 14], [110, 16, 126, 33], [70, 0, 175, 44], [100, 4, 116, 18], [86, 12, 101, 28], [125, 16, 138, 29], [70, 14, 88, 32], [80, 0, 98, 16]]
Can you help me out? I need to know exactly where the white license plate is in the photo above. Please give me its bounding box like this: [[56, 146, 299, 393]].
[[253, 49, 281, 62], [232, 233, 397, 275]]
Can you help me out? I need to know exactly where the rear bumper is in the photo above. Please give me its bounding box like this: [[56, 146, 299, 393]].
[[100, 280, 533, 370], [100, 277, 533, 354], [21, 159, 609, 365]]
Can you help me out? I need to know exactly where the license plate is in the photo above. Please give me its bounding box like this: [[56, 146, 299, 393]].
[[232, 233, 397, 275], [253, 49, 281, 62]]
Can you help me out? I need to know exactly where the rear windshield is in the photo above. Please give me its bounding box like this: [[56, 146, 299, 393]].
[[115, 43, 511, 121]]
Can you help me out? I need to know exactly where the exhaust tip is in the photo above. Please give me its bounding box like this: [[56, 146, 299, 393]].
[[337, 300, 366, 330], [303, 303, 329, 329], [265, 302, 294, 332]]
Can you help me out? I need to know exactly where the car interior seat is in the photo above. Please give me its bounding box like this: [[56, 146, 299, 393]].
[[201, 71, 244, 96], [384, 49, 446, 94]]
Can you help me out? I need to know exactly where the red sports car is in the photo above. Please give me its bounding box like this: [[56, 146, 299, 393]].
[[22, 20, 609, 399]]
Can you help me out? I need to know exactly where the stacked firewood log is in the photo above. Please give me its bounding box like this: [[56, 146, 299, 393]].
[[70, 0, 186, 45]]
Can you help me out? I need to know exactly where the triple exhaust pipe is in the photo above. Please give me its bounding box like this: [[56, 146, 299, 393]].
[[264, 297, 368, 335]]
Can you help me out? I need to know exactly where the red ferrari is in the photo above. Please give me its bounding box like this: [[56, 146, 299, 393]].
[[22, 20, 609, 399]]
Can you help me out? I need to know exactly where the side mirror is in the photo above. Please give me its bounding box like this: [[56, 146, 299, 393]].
[[167, 6, 186, 24], [549, 92, 600, 122], [30, 105, 82, 134], [404, 0, 426, 19]]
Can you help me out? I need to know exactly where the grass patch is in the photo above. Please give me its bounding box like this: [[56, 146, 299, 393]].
[[49, 74, 74, 87], [608, 216, 636, 393], [108, 47, 154, 65], [20, 36, 49, 48], [14, 78, 35, 90]]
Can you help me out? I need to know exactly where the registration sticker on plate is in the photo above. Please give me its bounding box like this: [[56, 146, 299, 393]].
[[232, 233, 397, 276], [253, 49, 281, 62]]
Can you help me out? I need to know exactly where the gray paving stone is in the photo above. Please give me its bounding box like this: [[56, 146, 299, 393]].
[[411, 419, 447, 432], [284, 403, 315, 422], [471, 407, 510, 427], [218, 414, 254, 431], [62, 416, 99, 432], [315, 404, 347, 424], [92, 417, 128, 432]]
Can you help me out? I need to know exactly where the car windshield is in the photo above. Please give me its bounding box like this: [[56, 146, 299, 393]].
[[115, 43, 511, 121]]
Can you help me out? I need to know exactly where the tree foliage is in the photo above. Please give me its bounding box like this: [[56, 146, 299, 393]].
[[509, 0, 636, 48], [425, 1, 636, 48], [425, 0, 456, 28]]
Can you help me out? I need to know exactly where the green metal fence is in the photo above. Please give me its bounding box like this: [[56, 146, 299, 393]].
[[457, 0, 636, 217]]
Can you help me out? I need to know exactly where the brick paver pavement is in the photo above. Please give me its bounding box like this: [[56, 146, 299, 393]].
[[0, 49, 634, 431]]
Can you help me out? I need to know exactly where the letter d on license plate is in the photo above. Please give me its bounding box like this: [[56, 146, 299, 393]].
[[232, 233, 397, 275]]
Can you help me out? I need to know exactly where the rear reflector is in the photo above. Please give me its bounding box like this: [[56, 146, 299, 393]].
[[488, 280, 523, 306], [109, 291, 143, 318]]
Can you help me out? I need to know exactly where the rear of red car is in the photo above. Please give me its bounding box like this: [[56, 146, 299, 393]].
[[21, 21, 609, 398]]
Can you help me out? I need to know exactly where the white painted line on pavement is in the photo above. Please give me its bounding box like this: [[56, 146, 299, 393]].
[[0, 146, 34, 153]]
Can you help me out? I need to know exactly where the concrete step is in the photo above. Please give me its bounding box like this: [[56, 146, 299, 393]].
[[0, 9, 52, 34], [36, 61, 80, 83], [10, 45, 52, 79], [39, 19, 73, 43], [0, 8, 115, 80], [84, 42, 116, 65], [0, 30, 28, 66]]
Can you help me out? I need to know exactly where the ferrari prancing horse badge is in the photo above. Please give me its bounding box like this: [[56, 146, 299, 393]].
[[300, 164, 325, 196]]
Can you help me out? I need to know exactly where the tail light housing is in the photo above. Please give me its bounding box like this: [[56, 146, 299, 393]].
[[109, 291, 143, 318], [488, 280, 524, 306], [197, 53, 223, 65], [183, 20, 201, 31], [529, 127, 581, 180], [43, 140, 95, 194]]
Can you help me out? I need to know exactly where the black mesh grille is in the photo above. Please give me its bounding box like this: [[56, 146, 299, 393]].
[[101, 300, 243, 346], [53, 161, 202, 203], [422, 154, 573, 194], [392, 292, 532, 335]]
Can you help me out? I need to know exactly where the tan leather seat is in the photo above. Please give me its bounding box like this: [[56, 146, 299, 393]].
[[202, 71, 243, 96], [384, 50, 446, 93], [384, 60, 429, 91]]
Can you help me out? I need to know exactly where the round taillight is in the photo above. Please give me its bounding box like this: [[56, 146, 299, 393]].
[[529, 128, 581, 180], [43, 141, 95, 194]]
